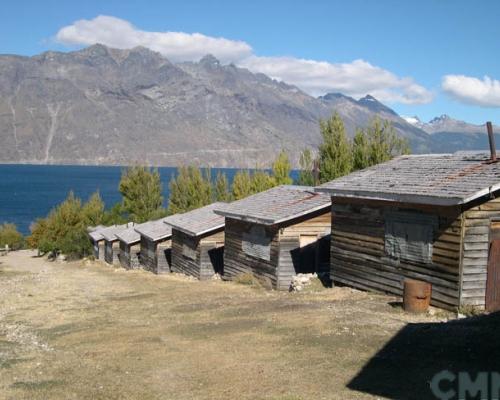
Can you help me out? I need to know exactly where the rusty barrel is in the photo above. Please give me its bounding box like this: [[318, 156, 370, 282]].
[[403, 279, 432, 313]]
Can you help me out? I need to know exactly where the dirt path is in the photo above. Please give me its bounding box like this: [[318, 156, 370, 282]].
[[0, 250, 452, 400]]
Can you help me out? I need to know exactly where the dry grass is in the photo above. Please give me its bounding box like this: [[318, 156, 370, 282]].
[[0, 251, 460, 400]]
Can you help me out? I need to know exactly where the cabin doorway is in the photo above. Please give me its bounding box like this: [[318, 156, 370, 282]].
[[486, 221, 500, 312]]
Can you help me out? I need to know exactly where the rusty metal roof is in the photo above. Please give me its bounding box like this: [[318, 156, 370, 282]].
[[316, 152, 500, 206], [214, 185, 331, 225]]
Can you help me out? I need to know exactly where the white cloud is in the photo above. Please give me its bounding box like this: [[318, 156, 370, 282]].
[[240, 56, 433, 104], [56, 15, 252, 63], [442, 75, 500, 107], [55, 15, 433, 105]]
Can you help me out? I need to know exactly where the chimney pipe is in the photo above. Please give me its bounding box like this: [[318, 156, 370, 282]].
[[487, 121, 496, 162]]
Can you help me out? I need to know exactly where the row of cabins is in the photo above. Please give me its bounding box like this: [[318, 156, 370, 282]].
[[88, 152, 500, 312]]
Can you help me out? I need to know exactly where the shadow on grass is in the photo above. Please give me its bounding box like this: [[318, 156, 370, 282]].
[[348, 311, 500, 400]]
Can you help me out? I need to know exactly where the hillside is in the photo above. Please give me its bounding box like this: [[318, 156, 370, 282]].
[[0, 44, 491, 167]]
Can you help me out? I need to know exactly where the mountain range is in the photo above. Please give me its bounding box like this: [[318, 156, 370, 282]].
[[0, 44, 497, 167]]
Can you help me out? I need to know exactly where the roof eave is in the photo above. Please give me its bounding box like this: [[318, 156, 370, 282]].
[[170, 223, 225, 238]]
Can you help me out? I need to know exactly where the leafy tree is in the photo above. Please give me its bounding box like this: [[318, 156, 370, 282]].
[[352, 128, 370, 171], [82, 191, 105, 226], [297, 148, 316, 186], [119, 166, 164, 223], [168, 165, 212, 214], [272, 150, 293, 185], [232, 170, 253, 200], [365, 117, 410, 166], [251, 170, 275, 194], [0, 223, 24, 250], [318, 113, 352, 183], [101, 203, 127, 225], [214, 171, 231, 202]]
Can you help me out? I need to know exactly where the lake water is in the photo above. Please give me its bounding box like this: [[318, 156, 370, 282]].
[[0, 164, 299, 235]]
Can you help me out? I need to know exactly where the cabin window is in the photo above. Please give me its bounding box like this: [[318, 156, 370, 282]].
[[242, 225, 272, 261], [182, 238, 197, 260], [384, 211, 438, 264]]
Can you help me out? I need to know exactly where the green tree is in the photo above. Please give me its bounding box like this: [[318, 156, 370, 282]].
[[214, 171, 231, 202], [0, 223, 24, 250], [119, 166, 164, 223], [365, 117, 410, 166], [251, 170, 275, 194], [352, 128, 370, 171], [272, 150, 293, 185], [168, 165, 212, 214], [297, 148, 316, 186], [318, 113, 352, 183], [101, 203, 127, 225], [82, 191, 105, 226], [232, 170, 253, 200]]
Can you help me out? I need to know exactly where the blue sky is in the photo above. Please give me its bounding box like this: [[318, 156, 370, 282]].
[[1, 0, 499, 124]]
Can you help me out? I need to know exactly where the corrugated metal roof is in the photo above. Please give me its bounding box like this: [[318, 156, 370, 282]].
[[214, 185, 331, 225], [100, 223, 134, 241], [134, 217, 175, 242], [316, 152, 500, 206], [165, 203, 227, 237]]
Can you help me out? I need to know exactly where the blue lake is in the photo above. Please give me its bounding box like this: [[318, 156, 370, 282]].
[[0, 164, 299, 235]]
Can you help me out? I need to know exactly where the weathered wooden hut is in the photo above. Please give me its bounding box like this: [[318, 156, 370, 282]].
[[88, 225, 105, 261], [214, 185, 332, 290], [317, 151, 500, 311], [135, 218, 174, 274], [166, 203, 226, 280], [115, 226, 141, 270], [101, 223, 134, 266]]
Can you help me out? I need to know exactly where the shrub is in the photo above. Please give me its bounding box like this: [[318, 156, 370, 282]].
[[0, 223, 24, 250]]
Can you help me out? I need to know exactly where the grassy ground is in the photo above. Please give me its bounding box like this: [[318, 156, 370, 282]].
[[0, 250, 492, 400]]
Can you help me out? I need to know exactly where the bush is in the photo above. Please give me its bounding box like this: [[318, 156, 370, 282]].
[[0, 223, 24, 250]]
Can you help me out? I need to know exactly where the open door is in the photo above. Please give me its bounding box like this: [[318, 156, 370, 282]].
[[486, 221, 500, 312]]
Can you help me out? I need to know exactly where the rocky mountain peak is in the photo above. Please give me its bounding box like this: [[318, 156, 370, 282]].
[[199, 54, 221, 68]]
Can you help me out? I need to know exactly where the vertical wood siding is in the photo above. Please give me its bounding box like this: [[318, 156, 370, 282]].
[[330, 200, 462, 310], [461, 197, 500, 307]]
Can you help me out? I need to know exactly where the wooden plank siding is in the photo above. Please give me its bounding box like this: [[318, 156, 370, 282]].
[[223, 218, 281, 288], [171, 229, 224, 280], [119, 242, 141, 270], [460, 197, 500, 306], [104, 241, 120, 265], [139, 236, 172, 274], [92, 240, 105, 261], [330, 201, 462, 310], [224, 210, 331, 290]]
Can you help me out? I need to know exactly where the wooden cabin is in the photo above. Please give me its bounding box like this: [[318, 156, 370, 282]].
[[135, 218, 174, 274], [115, 226, 141, 270], [166, 203, 226, 280], [317, 152, 500, 311], [214, 185, 332, 290], [100, 223, 134, 266], [88, 225, 105, 261]]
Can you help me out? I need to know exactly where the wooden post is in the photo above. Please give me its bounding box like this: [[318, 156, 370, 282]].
[[487, 121, 496, 162]]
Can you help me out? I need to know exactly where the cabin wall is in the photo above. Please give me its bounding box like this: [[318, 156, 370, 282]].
[[223, 218, 281, 288], [199, 230, 225, 280], [98, 242, 105, 261], [104, 241, 120, 265], [171, 229, 224, 280], [330, 199, 462, 310], [119, 242, 141, 270], [140, 236, 172, 274], [460, 197, 500, 307], [277, 210, 331, 290], [171, 229, 201, 278]]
